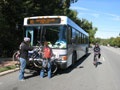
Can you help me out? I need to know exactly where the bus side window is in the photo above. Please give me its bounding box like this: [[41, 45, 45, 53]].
[[79, 32, 82, 44], [76, 30, 79, 44], [67, 26, 72, 44], [72, 28, 77, 44]]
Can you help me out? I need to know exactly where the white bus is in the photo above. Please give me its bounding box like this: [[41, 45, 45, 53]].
[[23, 16, 89, 69]]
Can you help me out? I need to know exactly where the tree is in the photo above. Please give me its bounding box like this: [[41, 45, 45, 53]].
[[0, 0, 99, 57], [87, 28, 97, 44], [114, 37, 120, 47], [0, 0, 78, 57]]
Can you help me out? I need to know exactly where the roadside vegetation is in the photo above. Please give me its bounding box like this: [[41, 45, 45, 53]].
[[95, 37, 120, 47], [0, 65, 16, 72], [0, 59, 17, 73]]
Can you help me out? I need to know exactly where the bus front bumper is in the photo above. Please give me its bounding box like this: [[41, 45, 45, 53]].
[[56, 60, 67, 69]]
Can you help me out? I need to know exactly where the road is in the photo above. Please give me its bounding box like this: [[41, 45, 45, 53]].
[[0, 46, 120, 90]]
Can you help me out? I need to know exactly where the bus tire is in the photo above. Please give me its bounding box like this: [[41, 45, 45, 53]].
[[72, 52, 77, 65], [85, 47, 88, 55]]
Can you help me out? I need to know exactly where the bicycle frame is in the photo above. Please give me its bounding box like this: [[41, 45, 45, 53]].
[[94, 52, 99, 67], [12, 44, 58, 74]]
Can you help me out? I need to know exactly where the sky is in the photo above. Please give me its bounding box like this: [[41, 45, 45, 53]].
[[70, 0, 120, 39]]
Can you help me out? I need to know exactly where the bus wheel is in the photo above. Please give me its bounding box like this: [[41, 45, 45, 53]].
[[85, 47, 88, 55], [72, 52, 77, 65]]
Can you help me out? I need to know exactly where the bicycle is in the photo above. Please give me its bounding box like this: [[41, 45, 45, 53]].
[[12, 42, 58, 74], [12, 50, 20, 69], [93, 52, 99, 67]]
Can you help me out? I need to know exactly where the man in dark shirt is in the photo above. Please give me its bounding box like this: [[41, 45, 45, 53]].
[[19, 37, 33, 81]]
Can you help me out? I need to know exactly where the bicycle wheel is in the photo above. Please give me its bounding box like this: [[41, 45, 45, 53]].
[[33, 59, 43, 68], [94, 55, 98, 67], [12, 50, 20, 68], [51, 61, 58, 74]]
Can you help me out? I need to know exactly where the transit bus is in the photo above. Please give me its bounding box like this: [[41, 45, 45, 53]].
[[23, 16, 89, 69]]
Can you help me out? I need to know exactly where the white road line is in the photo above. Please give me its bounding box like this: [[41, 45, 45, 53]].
[[102, 57, 105, 62]]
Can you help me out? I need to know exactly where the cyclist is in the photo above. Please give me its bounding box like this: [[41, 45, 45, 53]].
[[40, 41, 53, 78], [93, 43, 101, 65]]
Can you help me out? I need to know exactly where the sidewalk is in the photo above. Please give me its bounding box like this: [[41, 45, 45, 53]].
[[0, 68, 19, 76], [0, 58, 19, 76], [0, 58, 13, 67]]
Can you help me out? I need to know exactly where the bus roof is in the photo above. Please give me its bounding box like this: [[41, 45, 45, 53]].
[[23, 16, 88, 36]]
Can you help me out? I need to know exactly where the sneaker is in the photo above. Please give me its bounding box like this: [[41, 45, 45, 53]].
[[19, 79, 25, 81], [40, 76, 44, 78]]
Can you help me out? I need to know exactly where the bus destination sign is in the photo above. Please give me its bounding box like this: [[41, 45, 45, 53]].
[[27, 18, 61, 24]]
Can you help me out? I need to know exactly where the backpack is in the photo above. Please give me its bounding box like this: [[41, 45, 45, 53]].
[[43, 47, 52, 58]]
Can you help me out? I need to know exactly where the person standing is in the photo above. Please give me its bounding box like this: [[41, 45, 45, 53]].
[[40, 41, 53, 79], [19, 37, 33, 81]]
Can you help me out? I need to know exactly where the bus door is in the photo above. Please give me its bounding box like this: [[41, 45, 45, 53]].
[[25, 27, 34, 46]]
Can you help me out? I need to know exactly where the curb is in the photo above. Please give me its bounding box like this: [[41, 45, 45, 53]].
[[0, 68, 19, 76]]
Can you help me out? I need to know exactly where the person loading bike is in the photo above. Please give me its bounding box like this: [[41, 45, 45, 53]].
[[40, 41, 53, 78], [93, 43, 101, 65], [19, 37, 34, 81]]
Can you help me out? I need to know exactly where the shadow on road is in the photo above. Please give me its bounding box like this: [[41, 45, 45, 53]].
[[94, 61, 102, 68], [24, 53, 91, 79], [55, 53, 91, 76], [24, 71, 39, 79], [98, 62, 102, 65]]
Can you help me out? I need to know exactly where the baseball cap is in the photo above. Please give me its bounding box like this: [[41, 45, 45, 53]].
[[24, 37, 30, 42]]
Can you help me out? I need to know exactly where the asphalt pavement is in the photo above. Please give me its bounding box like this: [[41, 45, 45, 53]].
[[0, 46, 120, 90]]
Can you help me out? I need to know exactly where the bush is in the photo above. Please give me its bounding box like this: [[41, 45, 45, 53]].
[[0, 65, 16, 72]]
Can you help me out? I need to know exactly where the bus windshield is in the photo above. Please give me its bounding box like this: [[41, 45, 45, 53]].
[[25, 25, 67, 49]]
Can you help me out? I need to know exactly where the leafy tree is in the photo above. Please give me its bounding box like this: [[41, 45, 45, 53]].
[[87, 28, 97, 44], [0, 0, 24, 57], [79, 19, 92, 32], [0, 0, 99, 57], [114, 37, 120, 47], [0, 0, 78, 57], [94, 37, 120, 47]]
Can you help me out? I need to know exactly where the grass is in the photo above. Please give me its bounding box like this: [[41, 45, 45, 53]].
[[0, 65, 16, 73]]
